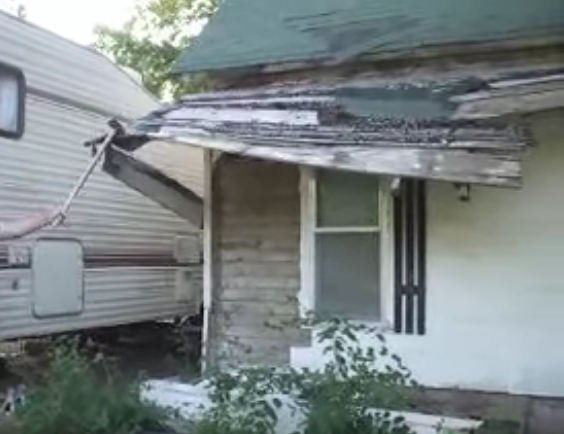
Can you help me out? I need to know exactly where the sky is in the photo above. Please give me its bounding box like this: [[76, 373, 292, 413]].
[[12, 0, 136, 44]]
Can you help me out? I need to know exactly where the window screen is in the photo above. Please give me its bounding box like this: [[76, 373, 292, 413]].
[[314, 170, 381, 320], [316, 232, 380, 319], [0, 63, 25, 138], [317, 170, 379, 227]]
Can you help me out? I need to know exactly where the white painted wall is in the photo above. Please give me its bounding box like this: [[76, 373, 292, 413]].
[[292, 111, 564, 398]]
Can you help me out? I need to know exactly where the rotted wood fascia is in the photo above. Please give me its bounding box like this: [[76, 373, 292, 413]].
[[231, 44, 564, 90], [148, 131, 522, 187]]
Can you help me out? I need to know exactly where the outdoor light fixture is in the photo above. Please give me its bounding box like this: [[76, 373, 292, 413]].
[[391, 177, 402, 196], [455, 183, 471, 202]]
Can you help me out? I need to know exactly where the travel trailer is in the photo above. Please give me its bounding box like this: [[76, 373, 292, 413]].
[[0, 11, 204, 339]]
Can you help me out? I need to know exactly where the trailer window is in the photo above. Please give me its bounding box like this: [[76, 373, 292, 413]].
[[0, 62, 25, 139]]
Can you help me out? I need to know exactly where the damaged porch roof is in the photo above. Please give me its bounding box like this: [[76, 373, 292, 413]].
[[109, 68, 564, 188], [99, 67, 564, 230], [174, 0, 564, 74], [99, 0, 564, 228]]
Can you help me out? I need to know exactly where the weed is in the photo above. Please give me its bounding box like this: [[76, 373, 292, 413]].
[[13, 340, 172, 434], [191, 317, 419, 434]]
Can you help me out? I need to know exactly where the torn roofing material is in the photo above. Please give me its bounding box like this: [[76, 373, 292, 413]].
[[174, 0, 564, 74], [108, 70, 564, 188]]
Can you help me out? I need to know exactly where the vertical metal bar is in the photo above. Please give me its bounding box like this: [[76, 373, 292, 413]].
[[404, 180, 415, 334], [59, 129, 118, 220], [416, 181, 427, 335], [201, 151, 216, 372], [393, 185, 404, 333]]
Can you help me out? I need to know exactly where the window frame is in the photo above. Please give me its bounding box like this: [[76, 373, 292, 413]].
[[0, 61, 26, 139], [299, 167, 394, 326]]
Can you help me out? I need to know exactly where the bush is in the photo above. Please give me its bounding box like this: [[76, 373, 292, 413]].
[[13, 341, 172, 434], [192, 317, 419, 434]]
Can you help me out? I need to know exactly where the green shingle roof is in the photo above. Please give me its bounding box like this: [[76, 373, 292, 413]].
[[174, 0, 564, 74]]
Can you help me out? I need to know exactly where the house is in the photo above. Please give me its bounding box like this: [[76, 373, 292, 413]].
[[0, 11, 203, 339], [103, 0, 564, 430]]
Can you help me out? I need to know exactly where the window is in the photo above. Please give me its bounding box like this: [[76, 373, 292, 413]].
[[0, 62, 25, 139], [301, 169, 427, 332], [304, 169, 385, 321]]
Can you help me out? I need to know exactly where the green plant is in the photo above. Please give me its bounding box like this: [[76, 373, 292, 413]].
[[95, 0, 219, 98], [13, 341, 172, 434], [303, 318, 417, 434], [192, 317, 418, 434]]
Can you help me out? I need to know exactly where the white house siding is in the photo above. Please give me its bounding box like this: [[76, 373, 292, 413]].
[[209, 157, 307, 367], [292, 110, 564, 398]]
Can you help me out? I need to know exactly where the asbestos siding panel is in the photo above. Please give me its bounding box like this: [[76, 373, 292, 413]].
[[0, 267, 201, 339], [0, 11, 155, 120], [210, 157, 307, 367]]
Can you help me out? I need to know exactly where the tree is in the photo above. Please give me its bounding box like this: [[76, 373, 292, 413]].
[[95, 0, 219, 99]]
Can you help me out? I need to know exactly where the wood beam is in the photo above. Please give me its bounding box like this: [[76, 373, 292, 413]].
[[148, 131, 522, 187]]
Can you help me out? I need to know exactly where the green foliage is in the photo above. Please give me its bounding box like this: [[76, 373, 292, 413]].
[[95, 0, 219, 98], [194, 367, 284, 434], [303, 318, 417, 434], [193, 317, 419, 434], [13, 341, 171, 434]]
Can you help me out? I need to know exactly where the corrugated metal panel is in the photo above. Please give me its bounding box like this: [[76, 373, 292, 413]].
[[0, 267, 201, 339], [0, 11, 156, 120], [0, 96, 200, 253], [0, 17, 205, 338], [0, 96, 203, 338]]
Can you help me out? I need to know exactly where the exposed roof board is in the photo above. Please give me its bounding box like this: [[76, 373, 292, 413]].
[[103, 68, 564, 188]]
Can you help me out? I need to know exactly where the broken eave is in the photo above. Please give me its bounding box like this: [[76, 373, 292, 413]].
[[145, 129, 525, 187], [118, 69, 564, 188], [103, 146, 204, 227]]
